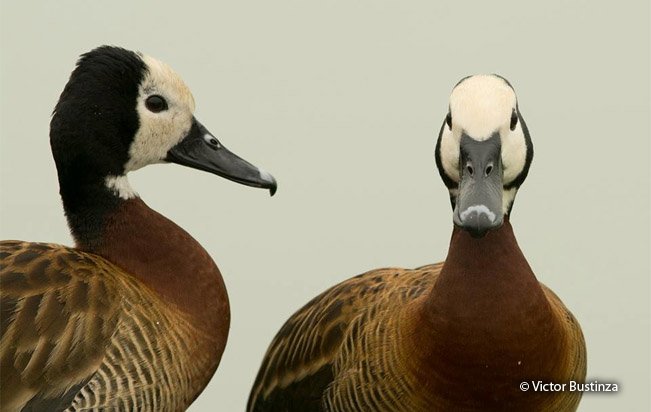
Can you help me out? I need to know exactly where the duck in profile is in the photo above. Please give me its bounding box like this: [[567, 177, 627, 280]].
[[0, 46, 276, 411], [247, 75, 586, 412]]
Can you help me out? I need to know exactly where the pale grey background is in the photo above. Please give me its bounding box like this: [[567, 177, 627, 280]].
[[1, 1, 649, 411]]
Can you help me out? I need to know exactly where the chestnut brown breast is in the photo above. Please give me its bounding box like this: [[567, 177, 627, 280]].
[[247, 220, 586, 412], [0, 199, 229, 412]]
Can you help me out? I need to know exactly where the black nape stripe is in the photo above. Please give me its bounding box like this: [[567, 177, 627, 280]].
[[49, 46, 148, 249]]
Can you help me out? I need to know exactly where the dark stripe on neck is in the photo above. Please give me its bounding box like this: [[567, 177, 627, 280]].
[[59, 178, 126, 250]]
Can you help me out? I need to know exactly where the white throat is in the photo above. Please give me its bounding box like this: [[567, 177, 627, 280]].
[[105, 175, 138, 200]]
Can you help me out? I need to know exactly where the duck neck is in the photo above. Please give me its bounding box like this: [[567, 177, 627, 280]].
[[424, 218, 553, 333], [58, 173, 127, 250], [59, 174, 229, 337], [408, 218, 565, 403]]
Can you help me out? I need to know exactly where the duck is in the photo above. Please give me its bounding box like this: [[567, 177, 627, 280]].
[[247, 74, 586, 412], [0, 46, 277, 412]]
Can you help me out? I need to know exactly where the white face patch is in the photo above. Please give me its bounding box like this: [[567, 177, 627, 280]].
[[105, 175, 138, 199], [439, 75, 529, 215], [501, 123, 527, 186], [125, 54, 196, 172], [502, 188, 517, 214], [439, 122, 460, 183], [459, 204, 497, 223]]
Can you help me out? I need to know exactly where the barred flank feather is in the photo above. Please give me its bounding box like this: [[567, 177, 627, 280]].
[[1, 241, 218, 412]]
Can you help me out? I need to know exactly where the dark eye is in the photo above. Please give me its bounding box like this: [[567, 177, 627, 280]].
[[145, 95, 168, 113], [445, 112, 452, 129], [510, 110, 518, 131]]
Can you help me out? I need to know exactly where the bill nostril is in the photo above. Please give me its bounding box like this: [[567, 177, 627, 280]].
[[466, 164, 474, 176], [485, 164, 493, 177], [203, 134, 221, 149]]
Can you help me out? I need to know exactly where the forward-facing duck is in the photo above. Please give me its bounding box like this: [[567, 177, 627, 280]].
[[0, 46, 276, 411], [248, 75, 586, 412]]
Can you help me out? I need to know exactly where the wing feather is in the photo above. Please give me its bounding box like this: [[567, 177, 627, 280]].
[[0, 241, 122, 411], [248, 265, 442, 411]]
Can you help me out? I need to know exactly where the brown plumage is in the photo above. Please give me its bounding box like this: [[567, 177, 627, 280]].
[[248, 75, 586, 411], [1, 46, 276, 411], [1, 234, 220, 411]]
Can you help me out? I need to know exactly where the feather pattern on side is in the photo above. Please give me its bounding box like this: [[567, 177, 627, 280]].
[[1, 241, 219, 412]]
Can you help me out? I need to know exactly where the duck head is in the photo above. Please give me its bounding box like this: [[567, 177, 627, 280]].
[[435, 75, 533, 237], [50, 46, 277, 203]]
